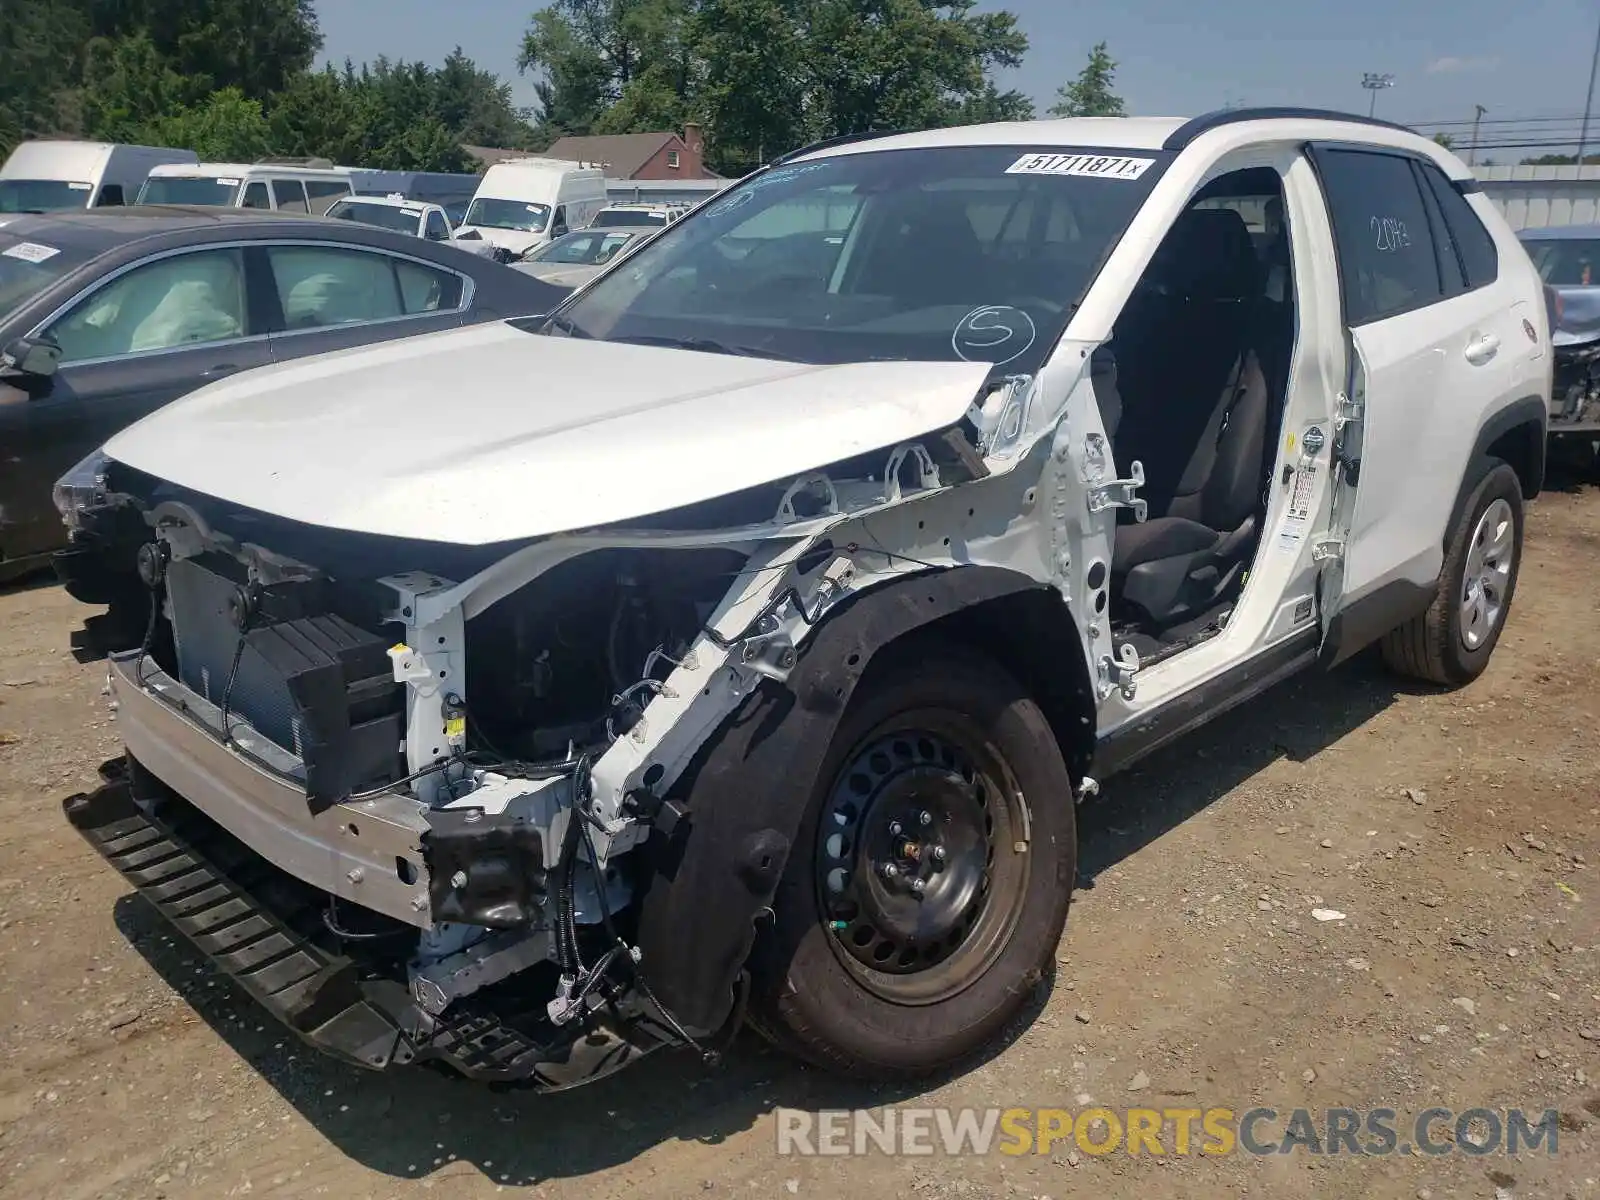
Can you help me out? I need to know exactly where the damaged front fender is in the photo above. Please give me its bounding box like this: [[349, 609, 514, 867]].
[[632, 564, 1068, 1038]]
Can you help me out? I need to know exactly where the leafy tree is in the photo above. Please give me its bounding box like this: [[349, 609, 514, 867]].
[[1432, 132, 1454, 149], [137, 86, 272, 159], [1049, 41, 1125, 118], [0, 0, 90, 156], [81, 31, 198, 140], [83, 0, 322, 100]]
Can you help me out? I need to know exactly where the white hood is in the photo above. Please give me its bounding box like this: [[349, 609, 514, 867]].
[[104, 322, 991, 546]]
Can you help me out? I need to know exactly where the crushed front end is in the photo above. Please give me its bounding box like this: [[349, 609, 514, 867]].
[[61, 461, 889, 1086]]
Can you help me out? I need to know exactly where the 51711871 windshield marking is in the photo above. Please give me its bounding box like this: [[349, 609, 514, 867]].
[[1005, 154, 1155, 180]]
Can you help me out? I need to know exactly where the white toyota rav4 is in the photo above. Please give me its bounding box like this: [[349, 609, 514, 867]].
[[62, 108, 1548, 1090]]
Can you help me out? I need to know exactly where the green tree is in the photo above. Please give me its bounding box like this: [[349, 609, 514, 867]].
[[83, 0, 322, 100], [0, 0, 90, 157], [137, 86, 271, 159], [1432, 132, 1454, 149], [1049, 41, 1125, 118], [80, 30, 198, 141]]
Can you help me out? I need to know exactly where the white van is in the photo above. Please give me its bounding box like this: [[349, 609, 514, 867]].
[[456, 158, 608, 256], [137, 161, 355, 214], [0, 140, 198, 212]]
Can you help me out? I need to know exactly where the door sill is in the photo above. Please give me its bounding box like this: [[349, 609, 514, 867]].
[[1093, 626, 1320, 779]]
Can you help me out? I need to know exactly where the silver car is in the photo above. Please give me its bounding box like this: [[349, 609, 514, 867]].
[[512, 227, 645, 287]]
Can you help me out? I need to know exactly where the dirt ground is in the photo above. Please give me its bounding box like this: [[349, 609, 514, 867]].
[[1, 476, 1598, 1200]]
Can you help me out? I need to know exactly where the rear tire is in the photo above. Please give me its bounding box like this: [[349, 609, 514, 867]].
[[1380, 459, 1523, 686], [747, 645, 1077, 1077]]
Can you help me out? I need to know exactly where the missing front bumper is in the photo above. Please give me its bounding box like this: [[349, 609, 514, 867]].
[[64, 757, 676, 1087]]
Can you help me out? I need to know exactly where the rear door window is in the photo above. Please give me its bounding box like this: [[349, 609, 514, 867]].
[[271, 179, 309, 214], [265, 245, 463, 329], [1314, 148, 1444, 325], [305, 180, 352, 215]]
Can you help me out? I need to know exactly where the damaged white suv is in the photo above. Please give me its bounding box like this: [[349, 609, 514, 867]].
[[63, 108, 1548, 1089]]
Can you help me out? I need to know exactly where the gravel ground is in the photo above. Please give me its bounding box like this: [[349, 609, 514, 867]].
[[0, 474, 1596, 1200]]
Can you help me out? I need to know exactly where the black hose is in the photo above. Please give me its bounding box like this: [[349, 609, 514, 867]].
[[131, 584, 161, 687]]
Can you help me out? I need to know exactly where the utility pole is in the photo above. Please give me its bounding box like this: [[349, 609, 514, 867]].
[[1468, 104, 1487, 167], [1578, 9, 1600, 168], [1362, 72, 1396, 117]]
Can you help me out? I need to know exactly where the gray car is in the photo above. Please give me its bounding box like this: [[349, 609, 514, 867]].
[[0, 205, 569, 583], [512, 227, 647, 288]]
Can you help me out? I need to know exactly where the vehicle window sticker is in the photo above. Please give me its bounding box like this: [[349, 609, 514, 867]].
[[1005, 153, 1154, 180], [2, 241, 61, 264]]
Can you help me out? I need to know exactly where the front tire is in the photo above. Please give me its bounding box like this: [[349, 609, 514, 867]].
[[1381, 459, 1524, 686], [748, 646, 1077, 1077]]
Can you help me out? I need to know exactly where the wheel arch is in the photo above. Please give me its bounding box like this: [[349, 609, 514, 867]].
[[1474, 393, 1547, 501], [632, 565, 1091, 1038]]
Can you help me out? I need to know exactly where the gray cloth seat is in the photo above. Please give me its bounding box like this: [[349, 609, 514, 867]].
[[1109, 207, 1278, 627]]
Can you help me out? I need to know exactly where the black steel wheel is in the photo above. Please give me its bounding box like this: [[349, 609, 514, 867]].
[[815, 718, 1029, 1004], [749, 645, 1077, 1077]]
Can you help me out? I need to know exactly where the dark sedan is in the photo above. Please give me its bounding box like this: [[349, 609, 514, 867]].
[[0, 206, 567, 581]]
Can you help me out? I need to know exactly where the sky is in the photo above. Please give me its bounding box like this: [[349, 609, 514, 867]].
[[317, 0, 1600, 154]]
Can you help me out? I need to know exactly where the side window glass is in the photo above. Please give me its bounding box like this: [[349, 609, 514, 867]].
[[268, 246, 404, 329], [305, 181, 351, 215], [395, 259, 463, 313], [241, 181, 271, 210], [425, 211, 449, 240], [45, 249, 248, 363], [1419, 164, 1499, 289], [268, 246, 462, 328], [552, 205, 569, 235], [1413, 164, 1466, 297], [95, 184, 125, 207], [271, 179, 309, 214], [1316, 148, 1444, 325]]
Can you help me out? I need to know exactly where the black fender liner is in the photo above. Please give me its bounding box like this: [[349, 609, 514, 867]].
[[633, 565, 1060, 1037]]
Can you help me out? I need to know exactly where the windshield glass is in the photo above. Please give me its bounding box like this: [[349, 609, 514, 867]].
[[0, 232, 88, 317], [1526, 237, 1600, 286], [532, 230, 640, 265], [0, 180, 92, 212], [327, 199, 424, 235], [551, 145, 1168, 376], [595, 208, 669, 227], [136, 176, 240, 206], [465, 198, 550, 232]]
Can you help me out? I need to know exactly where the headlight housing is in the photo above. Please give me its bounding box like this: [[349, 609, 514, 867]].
[[52, 448, 113, 532]]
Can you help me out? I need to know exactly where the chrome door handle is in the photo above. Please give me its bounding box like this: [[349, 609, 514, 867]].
[[1464, 334, 1500, 365]]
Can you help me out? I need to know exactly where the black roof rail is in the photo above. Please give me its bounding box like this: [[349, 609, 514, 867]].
[[1163, 107, 1414, 151], [768, 129, 902, 168]]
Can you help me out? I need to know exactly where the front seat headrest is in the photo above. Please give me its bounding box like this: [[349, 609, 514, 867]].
[[1147, 207, 1262, 302]]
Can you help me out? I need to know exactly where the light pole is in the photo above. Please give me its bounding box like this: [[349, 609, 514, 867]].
[[1577, 10, 1600, 168], [1362, 72, 1396, 117], [1469, 104, 1486, 167]]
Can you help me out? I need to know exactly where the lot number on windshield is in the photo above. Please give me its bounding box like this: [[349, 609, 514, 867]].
[[1005, 153, 1155, 180]]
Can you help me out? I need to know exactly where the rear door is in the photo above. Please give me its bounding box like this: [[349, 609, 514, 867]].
[[262, 242, 470, 361], [6, 245, 271, 559], [1309, 144, 1502, 648]]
